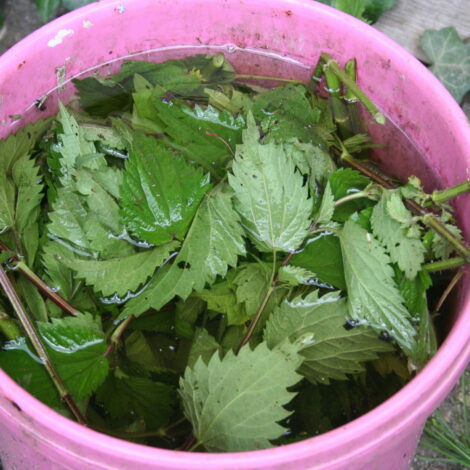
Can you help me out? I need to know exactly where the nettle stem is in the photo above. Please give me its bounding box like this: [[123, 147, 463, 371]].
[[320, 53, 386, 125], [236, 251, 278, 352], [432, 180, 470, 205], [0, 265, 87, 424], [0, 241, 79, 317], [423, 257, 468, 272], [103, 315, 135, 357], [234, 74, 304, 85], [338, 144, 470, 262]]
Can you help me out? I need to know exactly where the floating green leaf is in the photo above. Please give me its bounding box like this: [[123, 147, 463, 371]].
[[264, 291, 392, 383], [120, 184, 246, 319], [179, 341, 302, 452], [371, 191, 425, 279], [229, 114, 312, 253], [339, 220, 416, 354], [120, 133, 211, 245]]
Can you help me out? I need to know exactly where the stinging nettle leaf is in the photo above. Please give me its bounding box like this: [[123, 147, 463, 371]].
[[229, 114, 313, 253], [179, 341, 303, 452], [421, 27, 470, 103], [278, 265, 316, 287], [120, 133, 211, 245], [371, 191, 425, 279], [339, 220, 416, 354], [264, 291, 394, 384], [59, 240, 179, 297], [120, 184, 246, 319]]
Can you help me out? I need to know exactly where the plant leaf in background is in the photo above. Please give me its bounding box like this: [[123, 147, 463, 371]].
[[421, 27, 470, 103], [35, 0, 61, 22], [317, 0, 396, 23], [179, 341, 302, 452]]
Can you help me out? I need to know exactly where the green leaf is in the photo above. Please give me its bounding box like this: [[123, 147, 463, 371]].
[[59, 241, 179, 297], [229, 114, 312, 253], [421, 27, 470, 103], [35, 0, 61, 22], [62, 0, 95, 10], [12, 155, 44, 264], [56, 102, 105, 180], [278, 265, 316, 287], [187, 328, 222, 368], [371, 191, 425, 279], [47, 187, 92, 252], [153, 101, 244, 176], [120, 133, 211, 245], [329, 168, 371, 222], [95, 372, 175, 429], [332, 0, 367, 21], [0, 172, 15, 232], [339, 220, 416, 354], [0, 315, 109, 404], [250, 84, 335, 145], [314, 181, 335, 224], [38, 317, 109, 400], [120, 184, 246, 318], [431, 222, 463, 260], [264, 291, 394, 383], [290, 233, 346, 290], [179, 341, 302, 452], [362, 0, 396, 23]]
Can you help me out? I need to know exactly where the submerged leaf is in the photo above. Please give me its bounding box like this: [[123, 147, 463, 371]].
[[179, 341, 302, 452]]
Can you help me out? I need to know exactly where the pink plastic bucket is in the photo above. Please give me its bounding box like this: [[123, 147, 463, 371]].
[[0, 1, 469, 469]]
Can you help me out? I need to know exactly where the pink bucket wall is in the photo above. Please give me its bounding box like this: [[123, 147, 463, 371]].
[[0, 1, 469, 469]]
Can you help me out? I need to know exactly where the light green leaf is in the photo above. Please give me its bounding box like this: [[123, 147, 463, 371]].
[[264, 291, 393, 383], [431, 222, 463, 260], [233, 262, 271, 318], [229, 114, 312, 253], [278, 265, 316, 287], [59, 241, 179, 297], [179, 341, 302, 452], [120, 184, 245, 318], [187, 328, 222, 368], [56, 102, 105, 179], [339, 220, 416, 354], [47, 187, 92, 252], [95, 372, 175, 429], [332, 0, 367, 21], [371, 191, 425, 279], [120, 133, 211, 245], [314, 181, 335, 224], [421, 27, 470, 103], [0, 173, 15, 231]]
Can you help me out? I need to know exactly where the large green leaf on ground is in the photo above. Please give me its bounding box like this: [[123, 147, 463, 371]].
[[120, 133, 211, 245], [120, 184, 245, 319], [421, 27, 470, 103], [339, 220, 416, 355], [229, 114, 312, 253], [179, 341, 302, 452], [264, 291, 393, 383]]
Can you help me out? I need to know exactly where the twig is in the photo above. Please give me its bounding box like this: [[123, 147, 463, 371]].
[[0, 265, 87, 424], [433, 269, 466, 313], [0, 241, 79, 317], [103, 315, 135, 357]]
